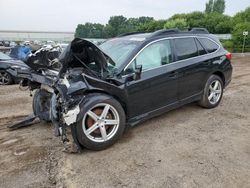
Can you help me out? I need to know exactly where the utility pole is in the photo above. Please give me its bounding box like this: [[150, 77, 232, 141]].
[[242, 31, 248, 54]]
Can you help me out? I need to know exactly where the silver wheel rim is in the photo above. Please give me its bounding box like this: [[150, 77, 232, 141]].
[[208, 80, 222, 105], [82, 103, 120, 143], [0, 71, 10, 85]]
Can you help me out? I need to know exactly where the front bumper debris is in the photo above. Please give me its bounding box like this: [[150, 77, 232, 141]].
[[63, 105, 80, 126]]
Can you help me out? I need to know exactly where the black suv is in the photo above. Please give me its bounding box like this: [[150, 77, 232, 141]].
[[16, 28, 232, 151]]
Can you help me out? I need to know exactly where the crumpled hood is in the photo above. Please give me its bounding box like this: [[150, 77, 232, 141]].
[[58, 38, 115, 78], [23, 38, 115, 79], [60, 38, 115, 65]]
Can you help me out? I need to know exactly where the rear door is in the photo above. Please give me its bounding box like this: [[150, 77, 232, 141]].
[[173, 37, 209, 101]]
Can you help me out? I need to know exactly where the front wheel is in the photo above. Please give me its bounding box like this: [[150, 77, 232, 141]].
[[75, 94, 126, 151], [199, 75, 223, 108], [0, 70, 13, 85], [33, 89, 52, 121]]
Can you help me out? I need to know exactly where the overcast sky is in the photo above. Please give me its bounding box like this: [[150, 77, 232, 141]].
[[0, 0, 249, 32]]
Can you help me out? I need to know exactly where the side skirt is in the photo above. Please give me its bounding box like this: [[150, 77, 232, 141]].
[[127, 92, 202, 127]]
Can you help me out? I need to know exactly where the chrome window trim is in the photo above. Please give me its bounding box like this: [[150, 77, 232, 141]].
[[122, 36, 221, 78]]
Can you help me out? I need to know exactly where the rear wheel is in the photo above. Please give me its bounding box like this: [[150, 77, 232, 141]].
[[199, 75, 223, 108], [75, 94, 126, 151], [0, 70, 13, 85]]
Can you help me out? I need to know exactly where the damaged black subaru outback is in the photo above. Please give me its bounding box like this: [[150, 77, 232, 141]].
[[15, 28, 232, 151]]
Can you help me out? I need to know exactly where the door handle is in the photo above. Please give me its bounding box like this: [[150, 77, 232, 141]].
[[204, 60, 212, 65], [169, 71, 178, 78]]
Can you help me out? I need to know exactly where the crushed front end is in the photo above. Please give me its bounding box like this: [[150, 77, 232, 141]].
[[14, 38, 120, 152]]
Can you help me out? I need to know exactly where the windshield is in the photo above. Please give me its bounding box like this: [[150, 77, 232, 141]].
[[99, 38, 142, 69], [0, 52, 12, 60]]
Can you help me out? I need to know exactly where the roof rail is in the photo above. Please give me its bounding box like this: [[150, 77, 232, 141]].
[[117, 31, 145, 37], [189, 28, 209, 34], [150, 28, 180, 38], [117, 28, 210, 39], [149, 28, 210, 38]]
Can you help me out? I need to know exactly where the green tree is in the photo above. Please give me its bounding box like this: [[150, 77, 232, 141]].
[[169, 13, 187, 20], [105, 16, 127, 37], [138, 16, 154, 25], [124, 17, 154, 33], [168, 12, 206, 29], [223, 7, 250, 52], [201, 13, 232, 33], [205, 0, 225, 14], [186, 12, 206, 28], [75, 23, 105, 38], [213, 0, 225, 14], [233, 7, 250, 24], [205, 0, 214, 13], [164, 18, 188, 30], [232, 22, 250, 47], [137, 20, 166, 32]]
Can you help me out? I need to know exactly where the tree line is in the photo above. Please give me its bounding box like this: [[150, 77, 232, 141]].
[[75, 0, 250, 52]]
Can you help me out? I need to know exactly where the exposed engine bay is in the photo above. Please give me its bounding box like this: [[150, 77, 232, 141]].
[[13, 38, 124, 152]]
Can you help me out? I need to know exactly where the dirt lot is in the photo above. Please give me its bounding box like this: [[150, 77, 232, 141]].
[[0, 54, 250, 188]]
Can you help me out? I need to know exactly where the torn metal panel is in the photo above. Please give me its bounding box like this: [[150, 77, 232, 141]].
[[63, 105, 80, 126]]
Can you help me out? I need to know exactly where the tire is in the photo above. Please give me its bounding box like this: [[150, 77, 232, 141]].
[[199, 75, 224, 108], [32, 89, 52, 121], [0, 70, 13, 85], [75, 94, 126, 151]]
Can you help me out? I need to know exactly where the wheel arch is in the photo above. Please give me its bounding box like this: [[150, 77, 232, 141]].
[[212, 71, 225, 86], [84, 89, 128, 117]]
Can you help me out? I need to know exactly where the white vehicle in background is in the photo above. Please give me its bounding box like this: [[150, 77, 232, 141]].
[[10, 41, 16, 47], [58, 43, 69, 51], [23, 41, 31, 45]]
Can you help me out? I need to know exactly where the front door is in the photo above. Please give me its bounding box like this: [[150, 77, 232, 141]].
[[123, 39, 179, 118]]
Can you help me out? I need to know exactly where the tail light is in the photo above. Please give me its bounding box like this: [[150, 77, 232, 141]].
[[225, 52, 232, 61]]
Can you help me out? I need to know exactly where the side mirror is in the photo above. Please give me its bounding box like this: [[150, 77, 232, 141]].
[[133, 64, 142, 80]]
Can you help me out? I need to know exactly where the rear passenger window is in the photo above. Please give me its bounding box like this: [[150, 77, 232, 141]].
[[195, 38, 207, 55], [174, 38, 198, 60], [198, 38, 219, 53]]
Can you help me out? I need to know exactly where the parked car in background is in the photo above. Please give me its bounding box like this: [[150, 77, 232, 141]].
[[0, 52, 28, 85]]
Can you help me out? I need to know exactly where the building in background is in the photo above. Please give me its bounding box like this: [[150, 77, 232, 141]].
[[0, 30, 74, 42]]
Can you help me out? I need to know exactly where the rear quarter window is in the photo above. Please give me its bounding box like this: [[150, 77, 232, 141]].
[[198, 38, 219, 53]]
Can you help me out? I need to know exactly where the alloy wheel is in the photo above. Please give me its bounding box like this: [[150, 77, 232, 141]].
[[82, 103, 120, 143], [0, 71, 11, 85], [208, 80, 222, 105]]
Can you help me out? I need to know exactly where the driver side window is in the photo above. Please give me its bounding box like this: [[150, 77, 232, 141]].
[[136, 39, 172, 71], [124, 39, 172, 74]]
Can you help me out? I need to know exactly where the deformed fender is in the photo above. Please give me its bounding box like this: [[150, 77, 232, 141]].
[[67, 81, 87, 95], [63, 93, 113, 126], [75, 93, 113, 124]]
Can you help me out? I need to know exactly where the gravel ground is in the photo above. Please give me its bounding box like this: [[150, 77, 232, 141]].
[[0, 54, 249, 188]]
